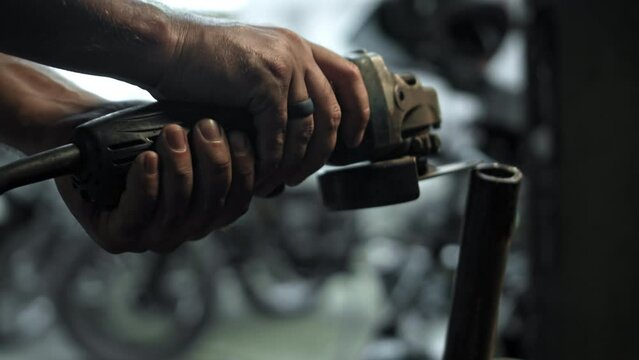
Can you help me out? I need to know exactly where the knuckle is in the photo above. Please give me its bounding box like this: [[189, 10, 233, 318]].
[[277, 27, 298, 40], [327, 103, 342, 131], [258, 107, 287, 133], [271, 129, 287, 153], [343, 61, 362, 82], [173, 164, 194, 181], [231, 148, 252, 161], [205, 141, 231, 167], [267, 58, 292, 82], [211, 158, 232, 176], [249, 88, 275, 114], [275, 27, 306, 47], [264, 132, 286, 160], [274, 106, 289, 127], [297, 118, 315, 142], [360, 105, 371, 125], [245, 57, 268, 83], [235, 163, 255, 178]]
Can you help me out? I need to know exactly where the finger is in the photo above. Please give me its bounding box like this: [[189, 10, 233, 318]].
[[250, 78, 289, 188], [256, 70, 314, 196], [211, 131, 255, 228], [286, 65, 341, 186], [102, 151, 159, 253], [148, 124, 194, 252], [187, 119, 232, 238], [311, 44, 370, 147]]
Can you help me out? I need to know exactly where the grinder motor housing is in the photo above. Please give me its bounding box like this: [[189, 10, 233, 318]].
[[318, 50, 443, 210]]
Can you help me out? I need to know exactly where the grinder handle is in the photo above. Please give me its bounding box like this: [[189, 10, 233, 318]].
[[71, 100, 316, 208]]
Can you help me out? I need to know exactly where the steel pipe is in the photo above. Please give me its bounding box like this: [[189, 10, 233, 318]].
[[443, 163, 523, 360]]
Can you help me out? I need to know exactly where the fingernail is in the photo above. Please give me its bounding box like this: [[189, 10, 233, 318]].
[[165, 125, 187, 152], [198, 119, 221, 142], [144, 153, 157, 174], [229, 132, 249, 153]]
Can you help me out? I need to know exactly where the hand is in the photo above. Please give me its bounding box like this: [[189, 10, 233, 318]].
[[153, 21, 370, 195], [0, 55, 256, 253], [56, 119, 255, 253]]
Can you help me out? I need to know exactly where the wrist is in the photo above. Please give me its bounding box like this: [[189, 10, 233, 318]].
[[148, 12, 241, 99], [0, 56, 105, 154], [20, 94, 104, 154], [121, 5, 191, 91], [144, 11, 199, 97]]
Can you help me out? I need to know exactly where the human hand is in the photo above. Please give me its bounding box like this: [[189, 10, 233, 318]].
[[56, 118, 255, 253], [1, 55, 257, 253], [152, 20, 370, 196]]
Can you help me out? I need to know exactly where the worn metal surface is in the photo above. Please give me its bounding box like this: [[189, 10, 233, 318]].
[[443, 163, 522, 360]]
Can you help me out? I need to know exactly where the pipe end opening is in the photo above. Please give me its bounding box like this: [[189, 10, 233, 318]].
[[475, 163, 522, 184]]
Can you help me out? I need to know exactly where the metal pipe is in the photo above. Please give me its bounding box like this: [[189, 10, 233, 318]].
[[0, 144, 81, 195], [443, 163, 523, 360]]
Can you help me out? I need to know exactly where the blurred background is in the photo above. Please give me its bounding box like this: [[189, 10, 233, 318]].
[[1, 0, 637, 359]]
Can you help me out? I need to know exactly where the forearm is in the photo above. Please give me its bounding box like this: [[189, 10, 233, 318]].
[[0, 53, 103, 154], [0, 0, 180, 89]]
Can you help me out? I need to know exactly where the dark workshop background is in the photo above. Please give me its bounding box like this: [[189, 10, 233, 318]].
[[1, 0, 638, 360], [529, 0, 639, 359]]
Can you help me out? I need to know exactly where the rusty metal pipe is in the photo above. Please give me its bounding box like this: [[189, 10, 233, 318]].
[[443, 163, 523, 360]]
